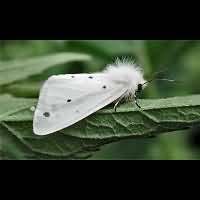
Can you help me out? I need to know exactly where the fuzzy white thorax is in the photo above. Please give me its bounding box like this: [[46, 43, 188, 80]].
[[104, 60, 146, 99]]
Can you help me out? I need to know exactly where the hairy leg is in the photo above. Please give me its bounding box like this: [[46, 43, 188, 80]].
[[134, 93, 141, 108]]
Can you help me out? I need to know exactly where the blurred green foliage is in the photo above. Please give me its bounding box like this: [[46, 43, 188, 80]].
[[0, 40, 200, 160]]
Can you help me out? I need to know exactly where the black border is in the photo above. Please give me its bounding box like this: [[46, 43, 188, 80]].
[[1, 20, 200, 39]]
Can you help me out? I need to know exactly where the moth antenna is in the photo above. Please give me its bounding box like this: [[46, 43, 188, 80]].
[[143, 78, 182, 86], [143, 68, 181, 86], [147, 68, 169, 79]]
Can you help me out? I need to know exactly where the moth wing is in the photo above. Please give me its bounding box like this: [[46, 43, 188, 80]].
[[33, 74, 127, 135]]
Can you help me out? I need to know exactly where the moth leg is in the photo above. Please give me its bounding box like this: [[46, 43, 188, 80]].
[[114, 96, 124, 112], [134, 93, 141, 108]]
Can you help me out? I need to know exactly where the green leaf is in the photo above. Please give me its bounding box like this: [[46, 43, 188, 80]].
[[0, 40, 66, 60], [4, 81, 42, 98], [0, 52, 91, 86], [66, 95, 200, 139], [67, 40, 137, 56], [1, 94, 200, 159]]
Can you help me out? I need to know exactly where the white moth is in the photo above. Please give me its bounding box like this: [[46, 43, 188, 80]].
[[33, 60, 147, 135]]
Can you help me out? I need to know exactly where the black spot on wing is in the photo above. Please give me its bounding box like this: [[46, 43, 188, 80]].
[[43, 112, 50, 117]]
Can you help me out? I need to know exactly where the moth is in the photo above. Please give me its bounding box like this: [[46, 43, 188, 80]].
[[33, 60, 148, 135]]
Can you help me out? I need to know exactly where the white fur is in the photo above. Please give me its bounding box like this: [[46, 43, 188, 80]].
[[104, 60, 146, 99]]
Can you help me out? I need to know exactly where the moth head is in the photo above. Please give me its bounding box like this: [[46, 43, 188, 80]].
[[137, 83, 143, 93], [135, 80, 147, 95]]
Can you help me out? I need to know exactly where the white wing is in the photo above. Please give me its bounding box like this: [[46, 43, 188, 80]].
[[33, 73, 127, 135]]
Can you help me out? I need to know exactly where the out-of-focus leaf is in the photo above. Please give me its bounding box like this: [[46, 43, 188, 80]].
[[0, 52, 91, 86], [4, 81, 42, 98]]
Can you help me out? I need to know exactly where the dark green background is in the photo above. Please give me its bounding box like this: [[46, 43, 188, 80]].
[[0, 40, 199, 160]]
